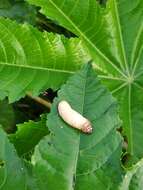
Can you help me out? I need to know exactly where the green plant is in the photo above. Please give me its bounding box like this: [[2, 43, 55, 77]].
[[0, 0, 143, 189], [27, 0, 143, 161]]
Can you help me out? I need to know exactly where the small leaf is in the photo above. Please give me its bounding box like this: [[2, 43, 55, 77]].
[[9, 115, 49, 157]]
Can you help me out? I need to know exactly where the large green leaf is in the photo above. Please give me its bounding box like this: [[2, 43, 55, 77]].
[[32, 63, 122, 190], [0, 127, 37, 190], [0, 17, 89, 102], [9, 115, 49, 157], [27, 0, 143, 161], [119, 158, 143, 190]]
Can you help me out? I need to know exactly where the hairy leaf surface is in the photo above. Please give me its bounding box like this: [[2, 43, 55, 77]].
[[28, 0, 143, 160], [32, 64, 122, 190]]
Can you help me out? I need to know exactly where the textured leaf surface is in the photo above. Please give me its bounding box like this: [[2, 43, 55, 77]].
[[28, 0, 143, 160], [9, 115, 49, 157], [0, 127, 36, 190], [0, 17, 89, 102], [120, 158, 143, 190], [32, 64, 122, 190]]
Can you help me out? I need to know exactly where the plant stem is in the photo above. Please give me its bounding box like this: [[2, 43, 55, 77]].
[[26, 92, 51, 109]]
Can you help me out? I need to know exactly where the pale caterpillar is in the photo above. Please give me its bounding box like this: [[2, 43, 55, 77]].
[[58, 101, 93, 134]]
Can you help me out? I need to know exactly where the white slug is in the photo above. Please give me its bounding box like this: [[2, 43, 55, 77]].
[[58, 101, 92, 134]]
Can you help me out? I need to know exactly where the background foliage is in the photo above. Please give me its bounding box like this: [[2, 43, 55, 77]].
[[0, 0, 143, 189]]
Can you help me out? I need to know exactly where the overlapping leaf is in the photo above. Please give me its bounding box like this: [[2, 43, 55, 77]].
[[28, 0, 143, 161], [0, 17, 89, 102], [0, 127, 37, 190], [120, 158, 143, 190], [32, 63, 122, 190], [9, 115, 49, 157]]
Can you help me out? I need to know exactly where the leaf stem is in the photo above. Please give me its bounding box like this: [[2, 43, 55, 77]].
[[26, 92, 51, 109]]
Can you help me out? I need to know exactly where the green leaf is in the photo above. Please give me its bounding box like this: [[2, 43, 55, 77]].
[[27, 0, 143, 161], [0, 91, 7, 100], [119, 158, 143, 190], [32, 63, 122, 190], [0, 17, 89, 102], [0, 127, 37, 190], [9, 115, 49, 157], [0, 99, 15, 132], [0, 0, 37, 24], [0, 0, 11, 9], [24, 161, 39, 190]]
